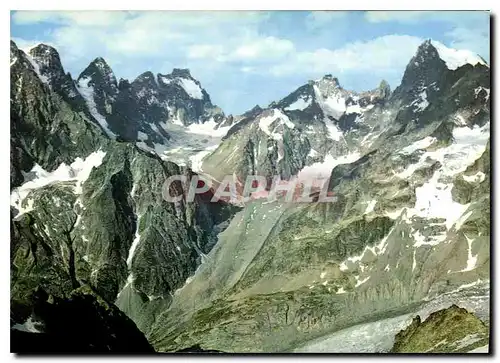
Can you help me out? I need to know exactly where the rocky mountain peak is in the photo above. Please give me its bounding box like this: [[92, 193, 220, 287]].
[[171, 68, 192, 78], [78, 57, 118, 88], [378, 79, 391, 94], [27, 44, 65, 80], [28, 44, 61, 63], [396, 40, 449, 93], [321, 74, 341, 87], [10, 40, 25, 66], [413, 39, 442, 65], [157, 69, 207, 103], [118, 78, 131, 90], [245, 105, 263, 116], [132, 71, 158, 89]]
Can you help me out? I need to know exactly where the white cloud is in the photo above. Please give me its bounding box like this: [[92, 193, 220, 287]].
[[364, 10, 490, 60], [12, 11, 271, 62], [186, 36, 294, 63], [269, 35, 424, 77], [231, 36, 295, 60], [187, 45, 225, 60], [445, 25, 490, 62]]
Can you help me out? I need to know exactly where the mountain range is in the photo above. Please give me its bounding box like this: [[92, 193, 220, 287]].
[[10, 38, 490, 353]]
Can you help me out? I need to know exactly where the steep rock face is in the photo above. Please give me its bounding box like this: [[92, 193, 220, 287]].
[[27, 44, 86, 110], [157, 68, 225, 126], [10, 41, 109, 189], [390, 305, 489, 353], [11, 286, 154, 353], [390, 40, 490, 133], [10, 142, 237, 327], [76, 57, 121, 139], [10, 40, 236, 351]]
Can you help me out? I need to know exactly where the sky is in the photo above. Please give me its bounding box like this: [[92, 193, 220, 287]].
[[10, 11, 490, 115]]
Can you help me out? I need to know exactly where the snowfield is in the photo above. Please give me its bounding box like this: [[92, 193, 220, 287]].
[[10, 150, 107, 217]]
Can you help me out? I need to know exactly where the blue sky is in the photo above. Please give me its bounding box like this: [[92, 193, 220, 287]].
[[11, 11, 490, 114]]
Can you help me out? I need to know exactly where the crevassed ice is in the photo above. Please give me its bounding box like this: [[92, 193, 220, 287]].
[[141, 117, 231, 168], [186, 118, 231, 137]]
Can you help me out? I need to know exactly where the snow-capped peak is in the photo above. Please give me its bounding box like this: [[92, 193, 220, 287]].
[[171, 68, 192, 78], [430, 40, 487, 71], [158, 69, 205, 100], [79, 57, 118, 86], [92, 57, 114, 74]]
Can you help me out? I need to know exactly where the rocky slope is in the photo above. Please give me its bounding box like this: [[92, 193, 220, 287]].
[[11, 286, 154, 353], [391, 305, 489, 353], [10, 40, 237, 352], [10, 39, 490, 353]]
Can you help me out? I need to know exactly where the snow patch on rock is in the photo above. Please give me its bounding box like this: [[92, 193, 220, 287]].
[[258, 109, 295, 141], [460, 234, 478, 272], [463, 172, 485, 184], [127, 214, 142, 266], [77, 76, 117, 139], [10, 150, 107, 217], [400, 136, 436, 155], [285, 96, 311, 111]]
